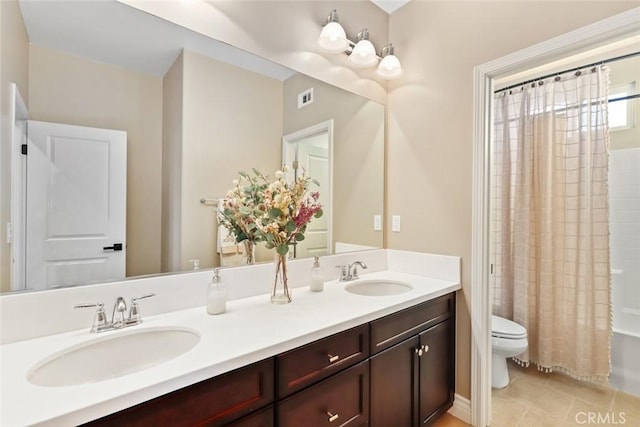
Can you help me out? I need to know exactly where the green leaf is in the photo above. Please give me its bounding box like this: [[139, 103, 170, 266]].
[[268, 208, 282, 219], [252, 167, 262, 176], [294, 233, 305, 241], [238, 171, 248, 178], [312, 178, 320, 187], [265, 243, 274, 249], [276, 244, 289, 256], [239, 206, 251, 215], [314, 208, 323, 218], [285, 220, 296, 232], [265, 234, 274, 243], [247, 223, 257, 231]]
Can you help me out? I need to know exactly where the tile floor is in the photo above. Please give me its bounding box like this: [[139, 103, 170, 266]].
[[491, 359, 640, 427]]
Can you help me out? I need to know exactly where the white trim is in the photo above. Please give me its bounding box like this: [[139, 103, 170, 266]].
[[282, 119, 334, 255], [449, 393, 471, 425], [9, 83, 28, 292], [471, 7, 640, 427]]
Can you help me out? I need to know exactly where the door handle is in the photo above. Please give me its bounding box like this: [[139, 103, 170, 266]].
[[103, 243, 123, 251]]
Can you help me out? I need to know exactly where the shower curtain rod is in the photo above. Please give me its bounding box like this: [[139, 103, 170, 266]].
[[495, 51, 640, 94]]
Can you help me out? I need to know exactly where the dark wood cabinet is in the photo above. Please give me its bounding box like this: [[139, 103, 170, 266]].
[[277, 361, 369, 427], [276, 324, 369, 398], [83, 292, 456, 427], [84, 359, 274, 427], [370, 294, 455, 427]]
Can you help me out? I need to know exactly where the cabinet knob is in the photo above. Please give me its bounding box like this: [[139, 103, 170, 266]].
[[423, 344, 429, 353], [328, 354, 340, 363], [415, 347, 423, 356], [327, 412, 339, 423]]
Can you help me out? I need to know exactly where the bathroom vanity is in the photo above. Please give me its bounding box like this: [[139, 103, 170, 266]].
[[0, 250, 460, 426], [85, 293, 454, 427]]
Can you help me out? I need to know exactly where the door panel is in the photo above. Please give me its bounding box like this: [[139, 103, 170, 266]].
[[26, 121, 126, 290], [419, 320, 454, 425]]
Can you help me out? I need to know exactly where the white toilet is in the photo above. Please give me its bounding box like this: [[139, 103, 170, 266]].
[[491, 315, 528, 389]]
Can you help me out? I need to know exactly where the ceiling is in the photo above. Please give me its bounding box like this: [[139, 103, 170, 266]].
[[18, 0, 295, 80], [370, 0, 411, 14]]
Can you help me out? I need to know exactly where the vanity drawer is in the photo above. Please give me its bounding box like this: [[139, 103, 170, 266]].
[[277, 361, 369, 427], [84, 358, 274, 427], [226, 405, 274, 427], [370, 293, 454, 354], [276, 324, 369, 398]]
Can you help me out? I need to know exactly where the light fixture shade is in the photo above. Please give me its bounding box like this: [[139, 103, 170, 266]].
[[377, 54, 403, 79], [318, 11, 348, 53], [349, 29, 378, 68]]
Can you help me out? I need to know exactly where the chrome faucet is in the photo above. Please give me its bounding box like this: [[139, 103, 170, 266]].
[[336, 261, 368, 281], [75, 293, 155, 333]]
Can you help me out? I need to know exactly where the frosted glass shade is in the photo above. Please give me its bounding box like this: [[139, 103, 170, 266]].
[[349, 39, 378, 68], [376, 54, 403, 79], [318, 22, 348, 53]]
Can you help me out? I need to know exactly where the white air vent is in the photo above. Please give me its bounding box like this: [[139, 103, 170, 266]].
[[297, 88, 314, 109]]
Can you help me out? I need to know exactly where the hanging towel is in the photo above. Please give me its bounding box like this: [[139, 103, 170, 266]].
[[217, 203, 246, 266]]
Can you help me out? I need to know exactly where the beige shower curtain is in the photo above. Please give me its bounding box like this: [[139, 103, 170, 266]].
[[492, 66, 611, 381]]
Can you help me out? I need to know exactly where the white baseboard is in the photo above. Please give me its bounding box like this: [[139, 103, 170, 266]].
[[448, 393, 472, 425]]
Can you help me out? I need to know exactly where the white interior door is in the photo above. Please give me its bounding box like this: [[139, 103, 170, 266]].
[[26, 121, 127, 290], [283, 121, 333, 258]]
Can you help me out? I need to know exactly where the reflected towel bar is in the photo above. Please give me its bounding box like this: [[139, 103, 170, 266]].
[[200, 198, 219, 205]]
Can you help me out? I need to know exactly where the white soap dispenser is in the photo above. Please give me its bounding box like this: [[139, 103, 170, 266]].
[[310, 256, 325, 292], [207, 268, 227, 315]]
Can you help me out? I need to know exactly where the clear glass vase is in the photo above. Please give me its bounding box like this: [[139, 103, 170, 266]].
[[244, 240, 256, 265], [271, 254, 291, 304]]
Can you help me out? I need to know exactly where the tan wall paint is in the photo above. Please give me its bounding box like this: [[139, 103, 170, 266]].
[[387, 1, 637, 400], [179, 50, 283, 270], [0, 0, 29, 292], [609, 55, 640, 150], [118, 0, 389, 104], [162, 52, 184, 272], [283, 73, 385, 251], [28, 45, 163, 278]]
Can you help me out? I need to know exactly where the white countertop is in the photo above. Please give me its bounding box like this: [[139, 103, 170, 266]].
[[1, 270, 460, 426]]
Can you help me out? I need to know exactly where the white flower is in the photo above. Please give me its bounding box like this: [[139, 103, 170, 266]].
[[232, 179, 239, 186], [275, 170, 283, 179]]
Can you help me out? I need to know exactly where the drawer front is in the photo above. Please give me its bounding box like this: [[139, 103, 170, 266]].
[[225, 405, 274, 427], [276, 324, 369, 398], [277, 361, 369, 427], [370, 293, 454, 354], [84, 358, 274, 427]]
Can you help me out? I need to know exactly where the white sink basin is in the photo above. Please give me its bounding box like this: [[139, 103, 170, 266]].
[[28, 327, 200, 387], [344, 279, 413, 296]]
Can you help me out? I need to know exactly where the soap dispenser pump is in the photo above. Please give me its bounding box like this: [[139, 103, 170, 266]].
[[310, 256, 325, 292], [207, 268, 227, 315]]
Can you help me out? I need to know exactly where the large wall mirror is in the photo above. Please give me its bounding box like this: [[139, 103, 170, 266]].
[[2, 0, 384, 293]]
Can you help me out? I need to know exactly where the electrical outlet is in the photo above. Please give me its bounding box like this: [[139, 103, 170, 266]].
[[373, 215, 382, 231], [391, 215, 401, 232]]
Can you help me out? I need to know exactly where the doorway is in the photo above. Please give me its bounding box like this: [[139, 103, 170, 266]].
[[471, 11, 640, 427], [282, 120, 333, 258]]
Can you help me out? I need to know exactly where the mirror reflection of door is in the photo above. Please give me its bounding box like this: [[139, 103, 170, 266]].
[[283, 121, 333, 258], [25, 121, 127, 290]]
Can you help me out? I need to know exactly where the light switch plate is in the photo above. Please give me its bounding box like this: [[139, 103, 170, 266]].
[[391, 215, 401, 232], [373, 215, 382, 231]]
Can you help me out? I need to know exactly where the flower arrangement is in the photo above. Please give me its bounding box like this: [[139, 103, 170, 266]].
[[218, 166, 323, 303]]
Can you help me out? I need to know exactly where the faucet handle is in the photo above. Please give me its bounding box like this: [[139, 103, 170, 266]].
[[335, 265, 349, 281], [74, 302, 108, 333], [128, 293, 156, 324]]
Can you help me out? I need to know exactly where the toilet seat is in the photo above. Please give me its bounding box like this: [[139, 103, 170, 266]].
[[492, 315, 527, 339]]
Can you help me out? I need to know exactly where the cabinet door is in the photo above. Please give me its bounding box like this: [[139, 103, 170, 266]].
[[370, 336, 419, 427], [418, 319, 454, 425], [225, 405, 273, 427], [277, 361, 369, 427]]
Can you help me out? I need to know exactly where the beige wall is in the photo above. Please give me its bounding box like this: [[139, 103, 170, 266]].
[[387, 1, 637, 400], [119, 0, 389, 104], [162, 52, 184, 272], [283, 73, 384, 251], [28, 44, 163, 278], [609, 55, 640, 150], [0, 0, 29, 292], [177, 50, 283, 270]]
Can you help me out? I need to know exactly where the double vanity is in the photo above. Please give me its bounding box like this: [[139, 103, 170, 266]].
[[0, 250, 460, 426]]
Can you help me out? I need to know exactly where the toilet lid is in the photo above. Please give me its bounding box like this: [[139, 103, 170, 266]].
[[492, 315, 527, 339]]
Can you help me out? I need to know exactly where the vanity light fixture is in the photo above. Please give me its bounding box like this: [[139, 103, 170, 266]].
[[317, 9, 403, 80], [376, 44, 403, 79], [317, 9, 348, 53]]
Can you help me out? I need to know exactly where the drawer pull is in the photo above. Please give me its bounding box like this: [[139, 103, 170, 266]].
[[327, 411, 339, 422], [328, 354, 340, 363], [423, 344, 429, 353]]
